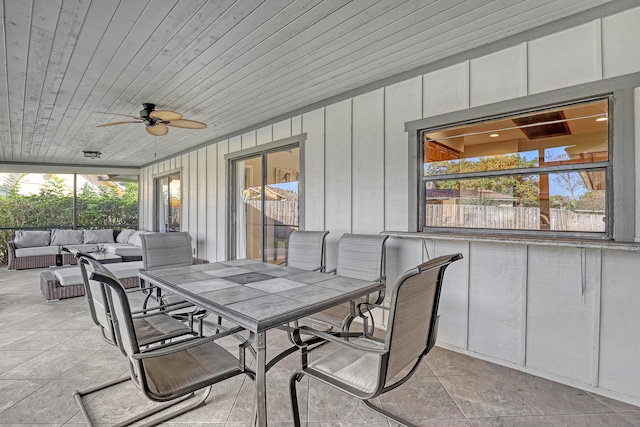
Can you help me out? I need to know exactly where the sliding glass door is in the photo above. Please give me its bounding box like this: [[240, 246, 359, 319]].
[[156, 172, 181, 232], [230, 144, 299, 263]]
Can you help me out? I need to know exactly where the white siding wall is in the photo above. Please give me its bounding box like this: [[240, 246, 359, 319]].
[[138, 7, 640, 405]]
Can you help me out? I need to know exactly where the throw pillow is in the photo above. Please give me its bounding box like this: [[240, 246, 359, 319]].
[[128, 230, 151, 247], [116, 228, 136, 243], [13, 230, 51, 248], [50, 229, 84, 246], [83, 229, 115, 244]]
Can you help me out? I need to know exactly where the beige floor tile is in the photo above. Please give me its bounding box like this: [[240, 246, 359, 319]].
[[403, 420, 472, 427], [379, 375, 464, 420], [544, 412, 636, 426], [305, 379, 388, 423], [467, 416, 552, 426], [619, 411, 640, 426], [0, 379, 49, 413], [588, 392, 640, 413], [0, 350, 42, 374], [438, 375, 538, 418], [425, 347, 497, 377], [501, 373, 612, 416], [0, 378, 97, 424], [146, 376, 247, 424], [0, 350, 94, 380], [0, 329, 81, 351]]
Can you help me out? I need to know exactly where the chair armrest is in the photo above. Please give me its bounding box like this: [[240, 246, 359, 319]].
[[355, 301, 389, 318], [291, 326, 387, 355], [6, 241, 16, 269], [7, 240, 16, 257], [130, 301, 195, 317], [132, 325, 248, 359]]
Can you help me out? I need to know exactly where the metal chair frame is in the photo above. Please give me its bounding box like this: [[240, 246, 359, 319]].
[[310, 233, 389, 333], [139, 232, 210, 334], [74, 257, 255, 427], [289, 253, 462, 426]]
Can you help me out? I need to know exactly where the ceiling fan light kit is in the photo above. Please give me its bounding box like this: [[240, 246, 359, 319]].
[[97, 103, 207, 136]]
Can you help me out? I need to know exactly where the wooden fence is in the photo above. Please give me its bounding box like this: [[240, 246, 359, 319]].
[[246, 200, 299, 227], [425, 204, 605, 232]]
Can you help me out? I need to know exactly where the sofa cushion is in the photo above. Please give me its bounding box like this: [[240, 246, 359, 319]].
[[83, 229, 115, 244], [105, 243, 143, 257], [15, 246, 60, 257], [53, 261, 143, 286], [116, 228, 136, 243], [51, 229, 84, 246], [128, 230, 152, 247], [53, 267, 85, 287], [14, 230, 51, 248]]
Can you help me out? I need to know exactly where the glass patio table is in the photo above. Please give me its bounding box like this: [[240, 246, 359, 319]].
[[137, 258, 384, 426]]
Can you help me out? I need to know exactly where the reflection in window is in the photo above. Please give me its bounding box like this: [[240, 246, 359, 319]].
[[156, 173, 180, 232], [420, 97, 609, 235]]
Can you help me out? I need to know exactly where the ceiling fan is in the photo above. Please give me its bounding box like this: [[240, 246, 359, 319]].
[[96, 103, 207, 136]]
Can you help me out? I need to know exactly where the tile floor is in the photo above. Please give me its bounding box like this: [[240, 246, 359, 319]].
[[1, 266, 639, 426]]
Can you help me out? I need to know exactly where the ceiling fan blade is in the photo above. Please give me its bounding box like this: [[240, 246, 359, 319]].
[[149, 110, 183, 120], [96, 112, 143, 120], [146, 123, 169, 136], [167, 119, 207, 129], [96, 121, 141, 127]]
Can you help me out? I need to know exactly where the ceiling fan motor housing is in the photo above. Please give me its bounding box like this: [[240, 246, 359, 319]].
[[140, 103, 156, 119]]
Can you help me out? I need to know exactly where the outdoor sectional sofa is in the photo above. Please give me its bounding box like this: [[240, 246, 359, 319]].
[[7, 228, 151, 270]]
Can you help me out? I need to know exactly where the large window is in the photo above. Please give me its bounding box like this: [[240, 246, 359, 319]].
[[419, 97, 610, 236], [0, 172, 138, 264]]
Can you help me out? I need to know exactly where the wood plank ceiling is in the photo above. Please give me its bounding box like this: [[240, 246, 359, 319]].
[[0, 0, 614, 167]]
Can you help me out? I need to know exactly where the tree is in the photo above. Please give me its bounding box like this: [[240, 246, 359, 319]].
[[0, 175, 139, 265], [426, 154, 540, 206], [577, 190, 605, 212], [0, 173, 26, 196], [553, 172, 585, 203]]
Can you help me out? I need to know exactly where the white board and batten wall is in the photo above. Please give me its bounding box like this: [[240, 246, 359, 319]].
[[139, 7, 640, 405]]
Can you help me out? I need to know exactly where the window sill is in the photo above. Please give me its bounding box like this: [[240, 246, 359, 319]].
[[382, 231, 640, 252]]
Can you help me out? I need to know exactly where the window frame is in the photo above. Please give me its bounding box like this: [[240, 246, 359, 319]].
[[225, 133, 306, 260], [152, 167, 182, 232], [404, 78, 637, 242], [417, 95, 612, 238]]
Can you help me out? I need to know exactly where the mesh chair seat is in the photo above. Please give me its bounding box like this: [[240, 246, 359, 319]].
[[134, 314, 194, 346], [143, 339, 243, 398], [309, 338, 383, 394]]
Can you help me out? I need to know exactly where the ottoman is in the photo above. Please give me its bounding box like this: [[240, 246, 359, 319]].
[[40, 261, 144, 301]]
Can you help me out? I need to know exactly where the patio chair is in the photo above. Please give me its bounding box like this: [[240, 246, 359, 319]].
[[75, 257, 255, 427], [284, 230, 329, 271], [305, 233, 389, 333], [139, 232, 208, 331], [289, 253, 462, 426], [74, 250, 195, 348]]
